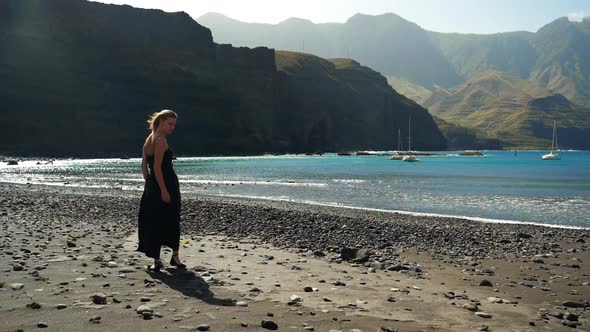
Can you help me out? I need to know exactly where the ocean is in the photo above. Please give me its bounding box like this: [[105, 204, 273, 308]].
[[1, 150, 589, 228]]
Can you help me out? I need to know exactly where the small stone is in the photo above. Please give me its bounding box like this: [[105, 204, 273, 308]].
[[67, 240, 76, 248], [136, 305, 153, 314], [462, 303, 478, 311], [89, 316, 101, 324], [303, 286, 313, 292], [241, 322, 248, 327], [475, 312, 492, 318], [56, 304, 67, 309], [479, 280, 493, 287], [486, 297, 502, 303], [235, 301, 248, 307], [197, 324, 210, 331], [562, 301, 587, 308], [106, 261, 118, 268], [290, 295, 302, 302], [10, 283, 24, 290], [91, 293, 107, 305], [261, 320, 278, 330], [27, 302, 41, 309], [37, 322, 48, 328], [565, 313, 579, 322]]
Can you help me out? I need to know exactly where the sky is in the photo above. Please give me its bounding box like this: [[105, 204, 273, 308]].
[[94, 0, 590, 34]]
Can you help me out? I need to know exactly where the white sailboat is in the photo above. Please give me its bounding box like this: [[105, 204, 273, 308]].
[[403, 116, 419, 162], [390, 128, 403, 160], [542, 120, 560, 160]]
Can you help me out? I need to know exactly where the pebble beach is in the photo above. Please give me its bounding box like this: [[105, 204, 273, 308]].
[[0, 182, 588, 331]]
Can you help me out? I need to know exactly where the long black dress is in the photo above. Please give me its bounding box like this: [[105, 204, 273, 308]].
[[137, 149, 181, 259]]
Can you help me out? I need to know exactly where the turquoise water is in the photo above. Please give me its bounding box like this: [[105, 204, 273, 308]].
[[1, 150, 589, 228]]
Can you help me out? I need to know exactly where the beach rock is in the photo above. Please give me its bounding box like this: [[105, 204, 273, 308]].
[[91, 293, 107, 304], [56, 304, 67, 309], [486, 297, 502, 303], [290, 295, 302, 302], [565, 313, 579, 322], [67, 240, 76, 248], [136, 305, 153, 314], [475, 312, 492, 318], [235, 301, 248, 307], [387, 264, 409, 272], [13, 264, 24, 271], [340, 247, 371, 262], [197, 324, 210, 331], [303, 286, 313, 292], [312, 250, 325, 257], [10, 283, 24, 290], [37, 322, 48, 328], [462, 303, 478, 311], [27, 302, 41, 309], [479, 280, 493, 287], [89, 316, 101, 324], [261, 320, 278, 330], [517, 233, 532, 239], [562, 301, 587, 308]]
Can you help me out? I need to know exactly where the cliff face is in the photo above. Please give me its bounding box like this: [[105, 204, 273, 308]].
[[0, 0, 446, 156], [274, 54, 445, 152]]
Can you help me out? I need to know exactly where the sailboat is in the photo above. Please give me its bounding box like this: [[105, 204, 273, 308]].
[[390, 128, 403, 160], [542, 120, 560, 160], [403, 116, 419, 162]]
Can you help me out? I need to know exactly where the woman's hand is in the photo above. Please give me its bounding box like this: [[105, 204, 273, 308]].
[[161, 190, 171, 204]]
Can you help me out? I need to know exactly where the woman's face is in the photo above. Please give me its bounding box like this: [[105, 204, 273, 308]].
[[160, 117, 177, 135]]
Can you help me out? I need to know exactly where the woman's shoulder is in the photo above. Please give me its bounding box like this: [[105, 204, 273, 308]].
[[153, 136, 169, 151]]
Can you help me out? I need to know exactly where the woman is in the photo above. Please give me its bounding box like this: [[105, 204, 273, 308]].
[[137, 109, 185, 271]]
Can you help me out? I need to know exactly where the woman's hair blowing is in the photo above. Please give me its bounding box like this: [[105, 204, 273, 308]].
[[147, 109, 177, 130]]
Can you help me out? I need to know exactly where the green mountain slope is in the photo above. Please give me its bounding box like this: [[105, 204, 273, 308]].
[[422, 71, 590, 148], [430, 17, 590, 106], [529, 17, 590, 105], [0, 0, 446, 156], [386, 76, 433, 104]]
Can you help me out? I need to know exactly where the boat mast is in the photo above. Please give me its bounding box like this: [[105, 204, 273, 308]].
[[550, 120, 556, 153], [408, 116, 413, 153]]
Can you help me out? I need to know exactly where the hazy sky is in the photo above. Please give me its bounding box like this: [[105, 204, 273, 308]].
[[94, 0, 590, 34]]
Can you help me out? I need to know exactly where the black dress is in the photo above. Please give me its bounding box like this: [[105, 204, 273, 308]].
[[137, 149, 181, 259]]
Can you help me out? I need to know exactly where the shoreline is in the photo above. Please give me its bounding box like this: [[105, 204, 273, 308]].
[[1, 182, 589, 331], [2, 180, 588, 231]]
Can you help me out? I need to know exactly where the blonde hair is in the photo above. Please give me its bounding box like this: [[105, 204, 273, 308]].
[[147, 109, 177, 130]]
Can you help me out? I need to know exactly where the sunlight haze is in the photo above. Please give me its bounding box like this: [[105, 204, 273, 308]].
[[93, 0, 590, 34]]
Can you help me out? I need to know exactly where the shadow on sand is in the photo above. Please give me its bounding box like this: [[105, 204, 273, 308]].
[[146, 267, 235, 307]]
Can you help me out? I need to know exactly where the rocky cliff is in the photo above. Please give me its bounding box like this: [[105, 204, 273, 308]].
[[0, 0, 446, 156]]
